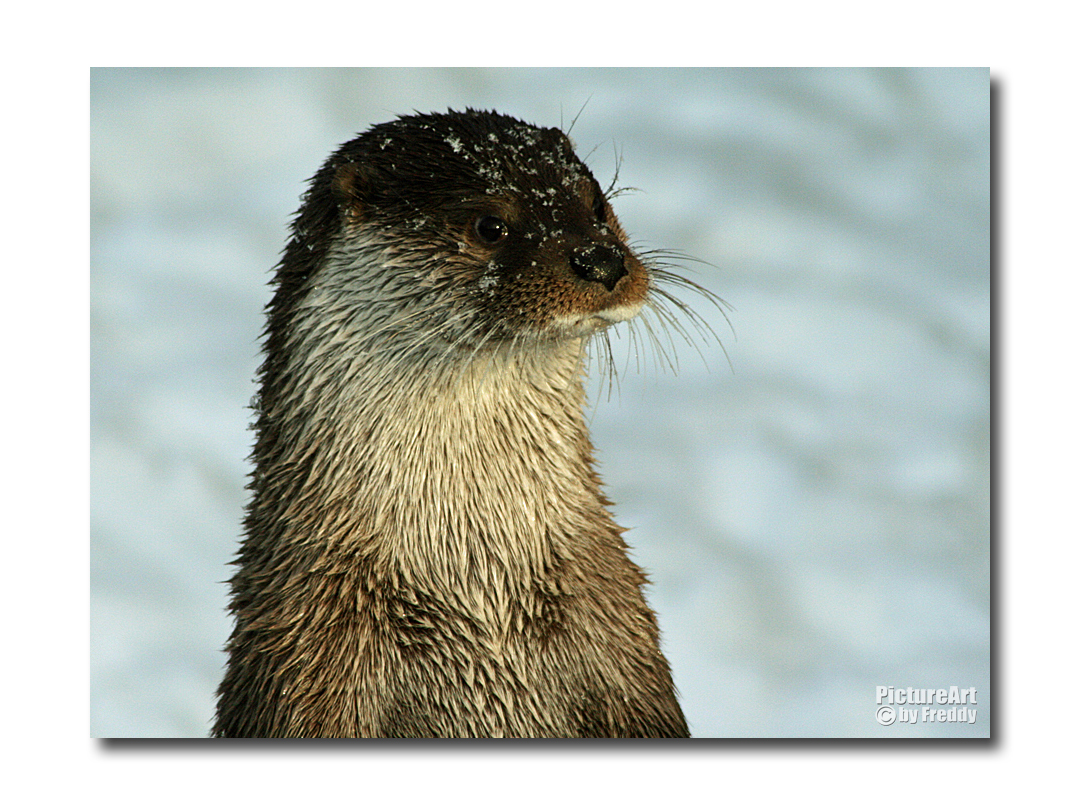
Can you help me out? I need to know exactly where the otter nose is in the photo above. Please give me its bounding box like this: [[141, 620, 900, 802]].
[[570, 243, 628, 292]]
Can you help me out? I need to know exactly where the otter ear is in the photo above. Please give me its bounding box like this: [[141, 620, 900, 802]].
[[332, 162, 371, 218]]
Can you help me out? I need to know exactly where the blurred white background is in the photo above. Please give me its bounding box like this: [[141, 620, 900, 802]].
[[89, 67, 990, 738]]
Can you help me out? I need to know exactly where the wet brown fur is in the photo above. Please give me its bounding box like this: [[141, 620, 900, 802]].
[[213, 110, 690, 738]]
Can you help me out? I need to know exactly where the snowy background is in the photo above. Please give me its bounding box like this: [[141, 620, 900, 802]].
[[90, 67, 990, 738]]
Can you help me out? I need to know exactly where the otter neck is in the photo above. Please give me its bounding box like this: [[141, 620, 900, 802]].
[[257, 245, 607, 619]]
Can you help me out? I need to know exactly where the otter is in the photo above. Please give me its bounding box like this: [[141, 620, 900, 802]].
[[213, 109, 706, 738]]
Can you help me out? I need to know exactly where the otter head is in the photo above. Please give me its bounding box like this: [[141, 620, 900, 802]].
[[313, 109, 650, 351]]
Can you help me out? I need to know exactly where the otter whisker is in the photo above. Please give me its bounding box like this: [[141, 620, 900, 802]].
[[591, 327, 621, 402], [655, 278, 734, 372], [647, 291, 712, 370], [640, 250, 734, 325], [634, 305, 680, 377]]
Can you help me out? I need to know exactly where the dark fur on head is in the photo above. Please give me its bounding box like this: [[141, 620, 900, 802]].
[[213, 109, 702, 738]]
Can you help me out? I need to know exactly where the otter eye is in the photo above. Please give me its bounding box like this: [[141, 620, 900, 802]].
[[474, 215, 509, 244]]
